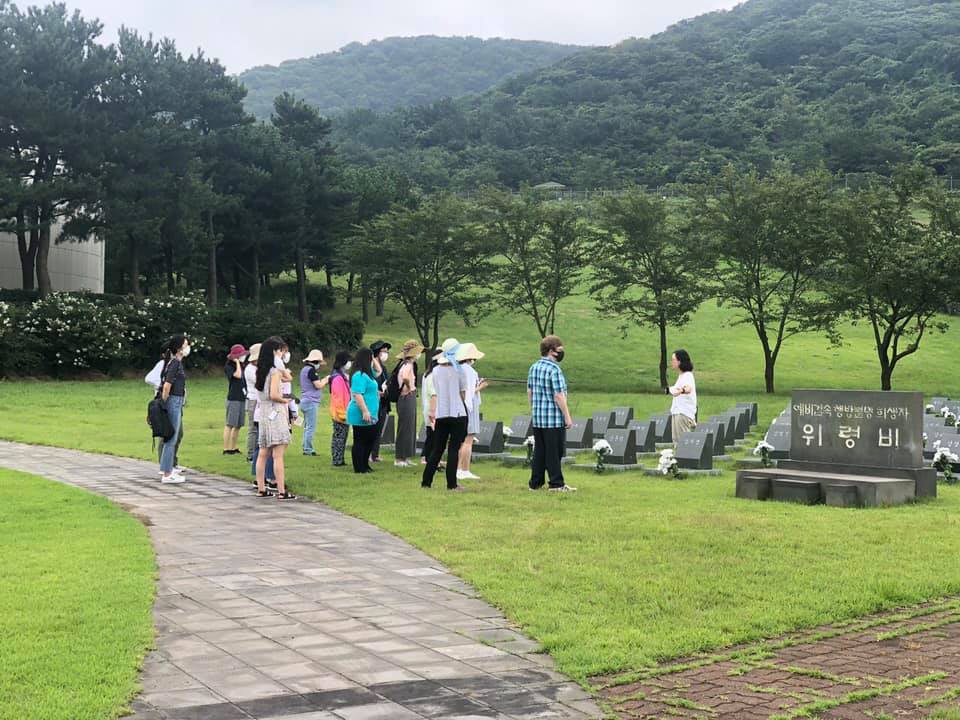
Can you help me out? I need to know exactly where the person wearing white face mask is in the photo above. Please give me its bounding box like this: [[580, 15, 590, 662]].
[[254, 336, 295, 500], [328, 351, 353, 466], [159, 334, 190, 484], [393, 339, 425, 467], [369, 339, 393, 463]]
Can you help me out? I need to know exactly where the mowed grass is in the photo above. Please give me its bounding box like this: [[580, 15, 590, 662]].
[[0, 469, 155, 720], [3, 376, 960, 683]]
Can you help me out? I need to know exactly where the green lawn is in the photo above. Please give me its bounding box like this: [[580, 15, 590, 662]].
[[2, 376, 960, 685], [0, 469, 155, 720]]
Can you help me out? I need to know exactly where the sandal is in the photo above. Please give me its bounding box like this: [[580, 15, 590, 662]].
[[276, 492, 297, 500], [256, 490, 274, 498]]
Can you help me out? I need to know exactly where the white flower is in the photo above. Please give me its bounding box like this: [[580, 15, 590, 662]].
[[523, 436, 535, 447], [657, 453, 678, 475], [933, 447, 959, 465], [659, 448, 675, 458], [942, 406, 951, 417], [753, 440, 775, 456], [926, 404, 935, 412], [502, 426, 514, 437], [593, 439, 612, 454]]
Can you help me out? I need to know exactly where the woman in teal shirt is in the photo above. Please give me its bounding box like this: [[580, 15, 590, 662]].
[[347, 348, 381, 473]]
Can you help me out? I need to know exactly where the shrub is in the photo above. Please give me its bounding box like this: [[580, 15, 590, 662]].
[[119, 293, 212, 369]]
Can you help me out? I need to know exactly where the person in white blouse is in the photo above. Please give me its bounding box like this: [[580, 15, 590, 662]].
[[668, 349, 697, 444]]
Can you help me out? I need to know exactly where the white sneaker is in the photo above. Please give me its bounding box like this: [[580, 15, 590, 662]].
[[458, 470, 480, 481], [548, 485, 577, 493], [174, 466, 188, 474], [161, 474, 186, 484], [394, 460, 412, 467]]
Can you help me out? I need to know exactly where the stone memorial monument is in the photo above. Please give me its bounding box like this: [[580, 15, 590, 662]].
[[473, 421, 505, 454], [764, 424, 791, 460], [736, 402, 759, 427], [415, 424, 427, 451], [733, 407, 751, 439], [380, 414, 396, 445], [677, 431, 714, 470], [566, 418, 594, 450], [651, 414, 672, 444], [737, 389, 937, 507], [709, 414, 737, 443], [611, 407, 634, 429], [627, 419, 657, 453], [592, 411, 616, 439], [603, 428, 637, 466], [506, 416, 531, 447], [695, 420, 727, 456]]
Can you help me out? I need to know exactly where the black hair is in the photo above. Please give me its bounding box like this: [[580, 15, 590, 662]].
[[161, 334, 186, 361], [333, 350, 352, 372], [352, 348, 374, 380], [255, 335, 288, 392], [673, 349, 694, 373], [423, 349, 440, 378]]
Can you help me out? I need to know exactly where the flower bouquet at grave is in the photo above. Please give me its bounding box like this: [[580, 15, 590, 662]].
[[592, 439, 612, 473], [942, 407, 958, 427], [657, 448, 684, 479], [753, 439, 775, 468], [932, 442, 959, 485], [926, 403, 935, 414], [523, 436, 535, 466]]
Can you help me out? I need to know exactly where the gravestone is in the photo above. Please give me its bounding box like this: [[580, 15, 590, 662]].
[[603, 428, 637, 465], [677, 431, 713, 470], [505, 416, 531, 447], [737, 389, 936, 507], [930, 434, 960, 471], [924, 429, 952, 460], [764, 425, 791, 460], [628, 419, 657, 453], [566, 418, 594, 450], [652, 414, 672, 444], [695, 420, 727, 456], [611, 407, 634, 429], [473, 421, 505, 454], [380, 414, 396, 445], [592, 411, 616, 439], [710, 414, 737, 442], [736, 402, 759, 427], [733, 408, 751, 439], [415, 424, 427, 451]]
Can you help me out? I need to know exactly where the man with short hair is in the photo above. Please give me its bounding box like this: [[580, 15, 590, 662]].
[[527, 335, 576, 492]]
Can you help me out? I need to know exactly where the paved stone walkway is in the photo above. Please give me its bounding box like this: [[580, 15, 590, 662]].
[[595, 596, 960, 719], [0, 441, 601, 720]]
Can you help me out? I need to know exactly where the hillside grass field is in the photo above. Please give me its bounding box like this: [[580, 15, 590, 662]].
[[3, 292, 960, 685]]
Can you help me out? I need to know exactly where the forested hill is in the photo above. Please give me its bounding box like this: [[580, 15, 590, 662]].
[[237, 36, 584, 119], [333, 0, 960, 190]]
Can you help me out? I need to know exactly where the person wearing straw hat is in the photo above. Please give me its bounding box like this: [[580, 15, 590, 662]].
[[300, 349, 329, 456], [455, 342, 488, 481], [422, 338, 469, 492], [244, 343, 261, 462], [223, 343, 248, 455], [394, 339, 425, 467]]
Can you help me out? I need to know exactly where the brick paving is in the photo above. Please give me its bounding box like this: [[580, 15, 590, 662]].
[[0, 441, 601, 720], [594, 598, 960, 719]]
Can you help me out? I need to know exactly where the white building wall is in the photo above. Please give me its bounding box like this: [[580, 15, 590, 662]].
[[0, 222, 105, 293]]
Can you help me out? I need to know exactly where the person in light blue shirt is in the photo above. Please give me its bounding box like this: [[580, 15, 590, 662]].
[[527, 335, 576, 493], [346, 348, 381, 474]]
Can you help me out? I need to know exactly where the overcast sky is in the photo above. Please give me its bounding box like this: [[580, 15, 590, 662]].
[[63, 0, 743, 73]]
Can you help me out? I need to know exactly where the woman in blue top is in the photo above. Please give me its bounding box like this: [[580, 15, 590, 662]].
[[346, 348, 381, 474]]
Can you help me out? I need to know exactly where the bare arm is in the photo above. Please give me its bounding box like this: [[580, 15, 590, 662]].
[[232, 360, 242, 379], [312, 376, 328, 390], [161, 381, 172, 402], [554, 392, 573, 429], [353, 392, 373, 422], [269, 372, 284, 403]]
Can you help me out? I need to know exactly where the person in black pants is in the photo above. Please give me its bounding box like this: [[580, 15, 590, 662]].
[[422, 339, 469, 491], [527, 335, 577, 492], [369, 339, 392, 462], [346, 348, 382, 474]]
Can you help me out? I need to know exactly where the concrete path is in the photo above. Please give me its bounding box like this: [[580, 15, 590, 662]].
[[0, 441, 601, 720]]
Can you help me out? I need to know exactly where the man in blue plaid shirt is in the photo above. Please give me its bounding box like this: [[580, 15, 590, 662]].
[[527, 335, 576, 492]]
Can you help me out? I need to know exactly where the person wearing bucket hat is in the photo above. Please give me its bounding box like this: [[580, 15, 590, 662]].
[[223, 343, 248, 455], [393, 340, 425, 467], [369, 340, 393, 463], [455, 343, 488, 481], [244, 343, 261, 461], [422, 338, 469, 491], [300, 349, 328, 456]]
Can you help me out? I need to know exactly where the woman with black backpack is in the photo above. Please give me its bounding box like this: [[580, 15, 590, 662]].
[[393, 340, 424, 467]]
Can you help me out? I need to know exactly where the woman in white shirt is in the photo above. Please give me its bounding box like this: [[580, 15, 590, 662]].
[[669, 349, 697, 444], [244, 344, 261, 462]]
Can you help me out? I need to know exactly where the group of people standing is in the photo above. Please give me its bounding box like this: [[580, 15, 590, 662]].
[[149, 331, 697, 497]]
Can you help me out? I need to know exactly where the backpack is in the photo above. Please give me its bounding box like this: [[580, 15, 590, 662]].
[[147, 397, 175, 442], [385, 360, 404, 403]]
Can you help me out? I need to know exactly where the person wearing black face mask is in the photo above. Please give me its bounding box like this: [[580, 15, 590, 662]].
[[526, 335, 576, 493]]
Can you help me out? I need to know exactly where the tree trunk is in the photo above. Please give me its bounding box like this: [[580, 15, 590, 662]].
[[325, 267, 333, 288], [207, 242, 218, 306], [878, 347, 893, 391], [346, 272, 355, 305], [295, 244, 308, 322], [15, 207, 37, 291], [375, 285, 385, 317], [129, 232, 142, 298], [252, 248, 261, 308], [658, 315, 669, 391], [164, 242, 174, 293], [764, 353, 776, 394], [35, 206, 52, 297], [361, 279, 369, 322], [231, 261, 242, 300]]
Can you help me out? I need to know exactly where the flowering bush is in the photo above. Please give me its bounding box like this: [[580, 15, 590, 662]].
[[753, 439, 775, 468], [657, 448, 683, 478], [120, 292, 211, 367], [21, 293, 128, 373], [593, 439, 613, 473], [932, 442, 959, 484], [0, 301, 12, 337]]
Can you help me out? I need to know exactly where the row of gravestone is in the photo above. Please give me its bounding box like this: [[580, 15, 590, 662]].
[[762, 407, 792, 459], [923, 398, 960, 467], [496, 402, 759, 470]]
